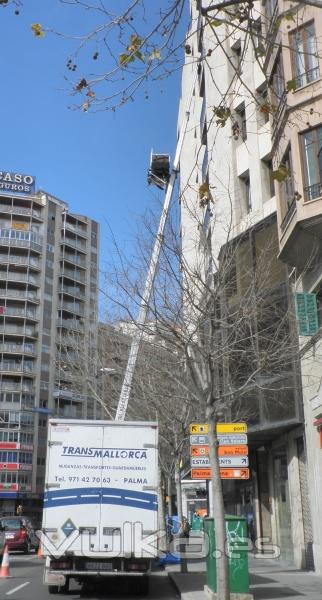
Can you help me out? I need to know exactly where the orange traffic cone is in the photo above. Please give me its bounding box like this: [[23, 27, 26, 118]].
[[37, 542, 43, 559], [0, 545, 11, 578]]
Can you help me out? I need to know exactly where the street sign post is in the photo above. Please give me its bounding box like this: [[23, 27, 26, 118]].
[[189, 422, 249, 480]]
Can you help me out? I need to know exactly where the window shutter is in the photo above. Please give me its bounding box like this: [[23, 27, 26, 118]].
[[295, 293, 319, 336]]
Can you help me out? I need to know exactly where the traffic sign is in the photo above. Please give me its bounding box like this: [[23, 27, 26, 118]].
[[191, 468, 212, 479], [191, 468, 250, 480], [218, 456, 249, 467], [218, 445, 248, 456], [190, 445, 248, 457], [190, 445, 209, 456], [217, 434, 248, 445], [220, 469, 249, 479], [191, 456, 249, 468], [189, 423, 247, 434], [190, 435, 209, 445], [190, 434, 248, 446]]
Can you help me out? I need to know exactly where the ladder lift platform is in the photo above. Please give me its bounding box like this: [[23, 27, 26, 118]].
[[148, 153, 170, 190]]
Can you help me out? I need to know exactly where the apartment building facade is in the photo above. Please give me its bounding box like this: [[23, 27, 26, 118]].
[[177, 0, 321, 571], [269, 1, 322, 575], [0, 170, 99, 518]]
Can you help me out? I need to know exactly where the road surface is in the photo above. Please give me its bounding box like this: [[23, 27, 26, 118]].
[[0, 553, 179, 599]]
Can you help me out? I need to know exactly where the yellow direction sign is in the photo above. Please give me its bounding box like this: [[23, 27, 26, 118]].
[[189, 423, 247, 435]]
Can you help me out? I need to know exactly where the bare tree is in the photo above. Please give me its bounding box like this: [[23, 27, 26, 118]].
[[101, 189, 300, 598]]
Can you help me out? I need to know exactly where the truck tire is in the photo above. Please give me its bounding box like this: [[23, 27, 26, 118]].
[[48, 586, 59, 595], [133, 576, 149, 596]]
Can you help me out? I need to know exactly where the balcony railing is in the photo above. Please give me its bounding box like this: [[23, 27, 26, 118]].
[[57, 318, 84, 331], [59, 285, 85, 299], [59, 301, 84, 315], [0, 324, 36, 336], [304, 182, 322, 202], [64, 222, 87, 237], [0, 229, 43, 250], [0, 272, 39, 284], [0, 290, 38, 302], [0, 255, 40, 268], [0, 307, 37, 319], [61, 237, 87, 252], [0, 343, 35, 354], [0, 382, 34, 392], [61, 253, 86, 268], [295, 66, 320, 90], [0, 361, 35, 373], [54, 388, 87, 402], [60, 268, 86, 283], [0, 205, 42, 219]]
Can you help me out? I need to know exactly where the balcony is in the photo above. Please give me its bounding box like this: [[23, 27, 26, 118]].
[[279, 192, 322, 268], [0, 229, 42, 252], [0, 381, 34, 392], [0, 343, 35, 355], [61, 254, 86, 268], [0, 307, 37, 320], [0, 272, 39, 285], [54, 388, 86, 402], [60, 268, 86, 283], [0, 324, 37, 337], [57, 318, 84, 332], [0, 255, 40, 269], [0, 361, 35, 373], [0, 205, 42, 220], [59, 284, 85, 299], [61, 236, 87, 253], [59, 301, 84, 316], [0, 290, 39, 302], [64, 222, 87, 238]]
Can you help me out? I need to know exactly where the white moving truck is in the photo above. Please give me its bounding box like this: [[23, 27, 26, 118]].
[[42, 419, 158, 595]]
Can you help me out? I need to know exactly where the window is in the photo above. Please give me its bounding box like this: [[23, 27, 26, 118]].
[[236, 105, 247, 141], [301, 125, 322, 201], [290, 22, 319, 88], [240, 173, 252, 213]]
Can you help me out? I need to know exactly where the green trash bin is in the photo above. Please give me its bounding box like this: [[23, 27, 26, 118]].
[[191, 515, 203, 531], [204, 516, 249, 594]]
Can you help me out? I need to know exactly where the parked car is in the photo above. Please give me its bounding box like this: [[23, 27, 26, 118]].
[[0, 516, 39, 553]]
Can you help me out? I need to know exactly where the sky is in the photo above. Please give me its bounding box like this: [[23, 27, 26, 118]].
[[0, 0, 188, 272]]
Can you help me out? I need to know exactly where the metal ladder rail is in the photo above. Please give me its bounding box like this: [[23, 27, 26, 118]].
[[115, 64, 199, 422]]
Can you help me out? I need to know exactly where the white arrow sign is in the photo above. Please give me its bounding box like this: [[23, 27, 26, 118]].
[[219, 457, 249, 467], [190, 456, 249, 468], [190, 434, 248, 446]]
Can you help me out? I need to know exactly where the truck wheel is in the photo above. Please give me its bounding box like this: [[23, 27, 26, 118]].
[[48, 586, 59, 595], [59, 578, 70, 594], [134, 577, 149, 596]]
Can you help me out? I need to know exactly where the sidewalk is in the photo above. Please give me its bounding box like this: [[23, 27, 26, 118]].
[[167, 557, 322, 600]]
